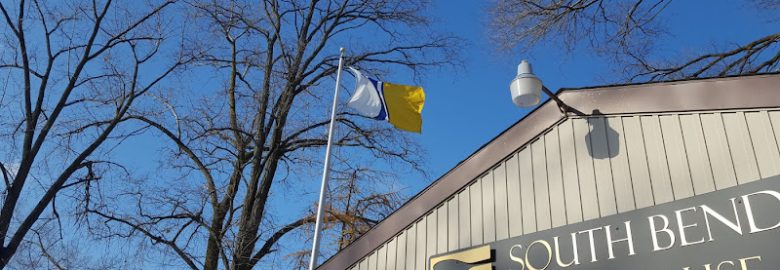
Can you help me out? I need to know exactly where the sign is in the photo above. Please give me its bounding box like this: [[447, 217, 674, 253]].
[[430, 176, 780, 270]]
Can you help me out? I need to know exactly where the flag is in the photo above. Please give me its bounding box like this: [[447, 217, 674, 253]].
[[346, 67, 425, 133]]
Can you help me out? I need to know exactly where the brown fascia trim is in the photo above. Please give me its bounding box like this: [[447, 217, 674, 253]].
[[558, 73, 780, 115], [317, 74, 780, 270]]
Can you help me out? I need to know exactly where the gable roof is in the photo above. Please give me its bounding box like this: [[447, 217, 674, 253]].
[[318, 73, 780, 270]]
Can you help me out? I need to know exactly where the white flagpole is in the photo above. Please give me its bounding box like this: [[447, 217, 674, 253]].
[[308, 47, 346, 270]]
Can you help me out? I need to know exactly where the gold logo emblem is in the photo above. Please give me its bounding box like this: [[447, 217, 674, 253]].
[[429, 245, 492, 270]]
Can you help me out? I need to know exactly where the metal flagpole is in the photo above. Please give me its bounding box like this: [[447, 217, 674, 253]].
[[308, 47, 346, 270]]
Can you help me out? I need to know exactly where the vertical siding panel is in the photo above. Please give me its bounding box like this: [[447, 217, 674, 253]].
[[405, 223, 416, 270], [745, 111, 780, 177], [700, 113, 738, 189], [659, 115, 695, 199], [386, 237, 397, 270], [482, 172, 496, 243], [722, 112, 761, 184], [573, 118, 600, 220], [494, 162, 510, 240], [458, 189, 470, 248], [447, 198, 458, 251], [532, 138, 552, 231], [770, 111, 780, 166], [559, 119, 583, 223], [679, 114, 716, 195], [545, 128, 567, 227], [622, 116, 654, 209], [377, 245, 387, 270], [606, 117, 635, 213], [359, 258, 368, 270], [437, 205, 447, 254], [589, 117, 618, 216], [519, 148, 537, 233], [506, 154, 524, 237], [426, 213, 436, 270], [396, 232, 407, 270], [470, 181, 483, 245], [368, 250, 377, 270], [415, 219, 426, 270], [641, 115, 675, 204]]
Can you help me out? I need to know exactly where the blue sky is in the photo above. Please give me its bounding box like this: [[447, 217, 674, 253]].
[[400, 0, 779, 195]]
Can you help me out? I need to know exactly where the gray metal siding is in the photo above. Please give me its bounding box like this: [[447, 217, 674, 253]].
[[607, 117, 636, 213], [404, 222, 415, 270], [505, 154, 524, 237], [395, 232, 406, 270], [700, 113, 739, 189], [723, 112, 761, 184], [642, 115, 675, 204], [573, 118, 600, 220], [446, 198, 458, 251], [679, 114, 716, 195], [436, 205, 447, 254], [386, 236, 396, 270], [481, 172, 495, 243], [545, 128, 567, 227], [589, 117, 618, 217], [518, 147, 537, 233], [344, 109, 780, 270], [414, 218, 425, 270], [457, 188, 469, 248], [559, 119, 584, 223], [493, 163, 510, 240]]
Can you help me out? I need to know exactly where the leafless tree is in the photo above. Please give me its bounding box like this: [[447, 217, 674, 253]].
[[9, 219, 131, 270], [83, 0, 457, 269], [273, 168, 404, 270], [490, 0, 780, 81], [0, 0, 187, 268]]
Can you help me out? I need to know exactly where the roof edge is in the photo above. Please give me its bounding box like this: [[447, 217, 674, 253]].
[[558, 72, 780, 93]]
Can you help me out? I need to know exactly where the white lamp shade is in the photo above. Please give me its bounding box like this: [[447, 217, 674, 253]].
[[510, 60, 543, 108], [510, 75, 541, 108]]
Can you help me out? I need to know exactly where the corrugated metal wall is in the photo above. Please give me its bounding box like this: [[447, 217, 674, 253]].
[[347, 109, 780, 270]]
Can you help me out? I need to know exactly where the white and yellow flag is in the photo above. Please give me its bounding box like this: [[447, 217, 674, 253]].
[[347, 67, 425, 133]]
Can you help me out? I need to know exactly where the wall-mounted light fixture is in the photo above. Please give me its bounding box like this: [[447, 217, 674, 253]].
[[509, 60, 583, 115]]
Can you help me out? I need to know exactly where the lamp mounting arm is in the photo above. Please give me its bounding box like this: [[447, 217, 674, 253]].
[[541, 86, 584, 116]]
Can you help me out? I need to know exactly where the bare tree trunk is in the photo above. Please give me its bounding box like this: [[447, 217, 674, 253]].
[[0, 0, 182, 267]]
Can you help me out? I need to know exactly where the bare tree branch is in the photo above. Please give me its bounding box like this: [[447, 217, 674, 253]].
[[490, 0, 779, 82]]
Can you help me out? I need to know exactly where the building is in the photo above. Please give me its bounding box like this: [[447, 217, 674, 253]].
[[318, 74, 780, 270]]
